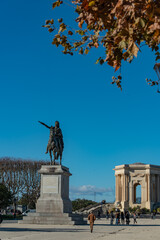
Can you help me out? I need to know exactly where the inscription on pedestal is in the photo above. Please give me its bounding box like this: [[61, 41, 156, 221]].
[[43, 175, 58, 194]]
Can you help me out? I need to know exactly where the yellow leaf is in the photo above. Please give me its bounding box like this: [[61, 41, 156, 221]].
[[78, 20, 84, 29], [88, 1, 95, 7], [84, 48, 89, 54], [132, 43, 139, 57]]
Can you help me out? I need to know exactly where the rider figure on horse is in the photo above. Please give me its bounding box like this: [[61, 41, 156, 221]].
[[38, 120, 64, 164], [45, 121, 64, 154]]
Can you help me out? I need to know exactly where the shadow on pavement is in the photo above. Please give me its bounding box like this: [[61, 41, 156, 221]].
[[1, 224, 160, 233], [0, 227, 87, 233], [94, 223, 160, 227]]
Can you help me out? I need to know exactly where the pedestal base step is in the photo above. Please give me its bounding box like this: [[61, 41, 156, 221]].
[[19, 212, 87, 225]]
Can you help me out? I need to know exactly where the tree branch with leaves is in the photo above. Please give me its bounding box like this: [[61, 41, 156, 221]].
[[43, 0, 160, 90]]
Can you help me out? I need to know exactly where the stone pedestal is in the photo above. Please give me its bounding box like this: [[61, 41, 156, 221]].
[[36, 165, 72, 214], [19, 165, 87, 225]]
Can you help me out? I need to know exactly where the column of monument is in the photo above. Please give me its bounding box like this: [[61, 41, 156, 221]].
[[148, 174, 151, 202], [155, 175, 157, 202], [122, 174, 125, 201], [115, 175, 117, 201], [123, 173, 129, 209], [125, 174, 128, 202], [116, 175, 119, 202], [119, 175, 122, 201], [152, 175, 155, 202], [157, 175, 160, 202], [146, 174, 149, 202], [155, 174, 159, 202], [151, 175, 154, 202], [129, 180, 133, 205], [156, 175, 158, 202], [155, 175, 156, 202], [143, 174, 148, 203], [122, 174, 127, 202]]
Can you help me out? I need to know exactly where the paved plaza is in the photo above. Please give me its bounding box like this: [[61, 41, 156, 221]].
[[0, 218, 160, 240]]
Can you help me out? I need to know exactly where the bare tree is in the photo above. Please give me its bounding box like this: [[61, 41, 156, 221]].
[[0, 157, 49, 207]]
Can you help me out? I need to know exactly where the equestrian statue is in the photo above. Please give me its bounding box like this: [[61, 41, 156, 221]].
[[38, 120, 64, 165]]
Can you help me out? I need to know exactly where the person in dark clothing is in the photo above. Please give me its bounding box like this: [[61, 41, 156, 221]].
[[115, 211, 120, 225], [110, 211, 114, 225], [106, 210, 109, 219], [121, 211, 125, 224], [97, 210, 101, 219], [153, 211, 156, 219], [0, 210, 3, 224], [117, 212, 120, 225], [125, 211, 130, 225]]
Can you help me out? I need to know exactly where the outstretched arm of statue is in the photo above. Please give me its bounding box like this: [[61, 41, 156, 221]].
[[38, 121, 50, 129]]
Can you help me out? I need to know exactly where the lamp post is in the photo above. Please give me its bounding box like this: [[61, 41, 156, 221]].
[[13, 198, 17, 219]]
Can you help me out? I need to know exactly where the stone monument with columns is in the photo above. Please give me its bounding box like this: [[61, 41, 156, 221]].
[[114, 163, 160, 211]]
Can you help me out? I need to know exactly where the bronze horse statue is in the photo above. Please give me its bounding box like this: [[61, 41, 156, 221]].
[[38, 120, 64, 165], [47, 138, 63, 165]]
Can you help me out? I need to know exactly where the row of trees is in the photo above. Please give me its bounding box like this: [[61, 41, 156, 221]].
[[0, 157, 49, 208], [72, 198, 97, 211]]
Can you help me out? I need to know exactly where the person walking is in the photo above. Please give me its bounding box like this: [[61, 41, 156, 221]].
[[121, 211, 125, 225], [125, 211, 130, 225], [88, 211, 96, 233], [106, 210, 109, 220], [117, 211, 120, 225], [153, 211, 156, 219], [0, 209, 3, 224], [115, 210, 120, 225], [133, 212, 137, 224], [110, 211, 114, 225], [97, 210, 101, 219]]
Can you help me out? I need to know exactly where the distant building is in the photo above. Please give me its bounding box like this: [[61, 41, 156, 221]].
[[114, 163, 160, 211]]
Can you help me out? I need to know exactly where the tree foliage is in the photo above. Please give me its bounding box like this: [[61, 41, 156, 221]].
[[0, 157, 49, 207], [0, 183, 12, 209], [19, 193, 36, 209], [72, 198, 97, 211], [43, 0, 160, 90]]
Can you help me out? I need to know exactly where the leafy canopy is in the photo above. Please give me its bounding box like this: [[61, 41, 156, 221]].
[[72, 198, 97, 211], [43, 0, 160, 90], [0, 183, 12, 209]]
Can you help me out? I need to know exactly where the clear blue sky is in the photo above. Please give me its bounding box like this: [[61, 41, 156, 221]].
[[1, 0, 160, 202]]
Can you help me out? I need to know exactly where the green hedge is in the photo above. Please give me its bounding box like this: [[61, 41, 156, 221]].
[[2, 215, 23, 220], [128, 206, 150, 214]]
